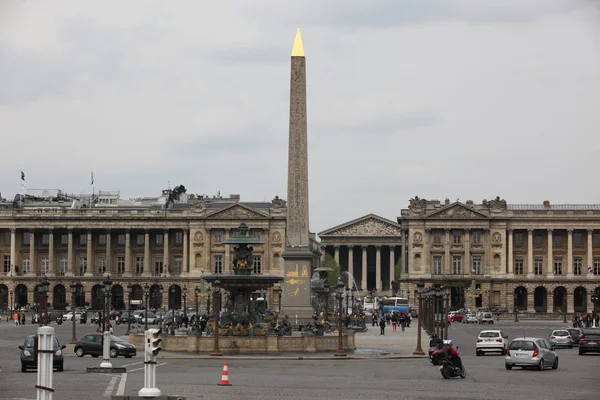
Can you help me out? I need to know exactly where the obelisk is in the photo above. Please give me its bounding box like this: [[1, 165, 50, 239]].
[[281, 28, 314, 318]]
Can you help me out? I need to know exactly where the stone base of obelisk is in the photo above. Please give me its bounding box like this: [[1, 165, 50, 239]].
[[281, 248, 315, 319]]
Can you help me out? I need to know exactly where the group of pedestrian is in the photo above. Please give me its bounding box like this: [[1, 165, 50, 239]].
[[372, 310, 412, 335], [572, 313, 599, 328], [13, 312, 26, 326]]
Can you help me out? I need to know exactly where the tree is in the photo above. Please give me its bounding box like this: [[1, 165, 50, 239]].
[[323, 253, 340, 286]]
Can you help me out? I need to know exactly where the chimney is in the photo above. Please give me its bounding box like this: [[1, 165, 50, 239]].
[[543, 200, 550, 209], [466, 200, 474, 205], [445, 198, 450, 205]]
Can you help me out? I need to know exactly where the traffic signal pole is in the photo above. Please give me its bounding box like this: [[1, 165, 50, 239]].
[[139, 329, 162, 398]]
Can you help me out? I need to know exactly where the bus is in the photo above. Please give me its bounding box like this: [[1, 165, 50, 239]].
[[363, 295, 377, 312], [380, 297, 409, 314]]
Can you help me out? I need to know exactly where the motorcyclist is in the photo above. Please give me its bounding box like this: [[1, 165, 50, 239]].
[[429, 333, 443, 349], [444, 340, 462, 370]]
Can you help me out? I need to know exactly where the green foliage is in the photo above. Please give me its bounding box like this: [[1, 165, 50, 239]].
[[323, 253, 340, 286]]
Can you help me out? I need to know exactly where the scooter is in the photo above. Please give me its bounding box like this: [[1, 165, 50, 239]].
[[56, 317, 63, 325], [429, 347, 444, 365], [439, 356, 466, 379]]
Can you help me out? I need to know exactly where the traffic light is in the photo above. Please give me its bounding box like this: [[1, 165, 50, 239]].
[[145, 328, 162, 359]]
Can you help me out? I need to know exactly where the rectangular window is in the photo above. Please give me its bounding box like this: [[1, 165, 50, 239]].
[[154, 256, 163, 275], [553, 233, 562, 247], [135, 256, 144, 274], [514, 232, 524, 247], [534, 232, 543, 247], [574, 257, 582, 276], [433, 256, 443, 274], [214, 255, 223, 274], [253, 230, 261, 240], [59, 255, 68, 275], [23, 232, 30, 246], [79, 234, 87, 245], [594, 233, 600, 247], [79, 255, 87, 275], [553, 257, 563, 275], [175, 231, 183, 245], [453, 231, 462, 244], [155, 234, 163, 245], [41, 234, 49, 245], [471, 231, 481, 245], [97, 256, 106, 274], [573, 232, 583, 247], [214, 231, 223, 244], [41, 256, 49, 274], [117, 256, 125, 274], [3, 231, 10, 245], [117, 234, 125, 245], [472, 255, 481, 275], [98, 234, 106, 245], [252, 255, 262, 274], [23, 255, 30, 274], [433, 231, 442, 244], [174, 256, 183, 274], [534, 257, 543, 275], [514, 257, 524, 275], [136, 234, 144, 246], [3, 255, 10, 273], [61, 234, 68, 245], [594, 258, 600, 275], [452, 256, 462, 275]]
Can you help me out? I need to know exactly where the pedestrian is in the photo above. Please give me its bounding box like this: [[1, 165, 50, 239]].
[[14, 312, 19, 326], [391, 313, 397, 332], [379, 317, 386, 335], [21, 313, 25, 325]]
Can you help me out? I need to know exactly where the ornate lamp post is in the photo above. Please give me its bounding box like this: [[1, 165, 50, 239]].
[[143, 284, 150, 331], [126, 284, 133, 334], [9, 289, 13, 320], [38, 275, 50, 326], [207, 287, 212, 315], [413, 280, 425, 355], [563, 303, 567, 324], [324, 282, 330, 321], [70, 282, 78, 344], [334, 278, 346, 357], [170, 286, 176, 333], [345, 286, 350, 316], [277, 287, 282, 313], [100, 274, 113, 369], [444, 286, 450, 340], [195, 286, 200, 316], [183, 286, 188, 318], [351, 292, 355, 314], [210, 280, 222, 356], [513, 292, 519, 323]]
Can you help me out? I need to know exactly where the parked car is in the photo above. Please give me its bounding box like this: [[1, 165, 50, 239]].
[[505, 337, 558, 370], [476, 330, 508, 356], [463, 313, 478, 324], [74, 334, 137, 358], [479, 313, 494, 324], [566, 327, 584, 346], [578, 332, 600, 355], [63, 311, 83, 321], [549, 329, 573, 348], [19, 335, 66, 372], [448, 313, 464, 323], [139, 312, 158, 325]]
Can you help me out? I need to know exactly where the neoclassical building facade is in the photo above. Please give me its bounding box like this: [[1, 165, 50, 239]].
[[0, 191, 288, 312]]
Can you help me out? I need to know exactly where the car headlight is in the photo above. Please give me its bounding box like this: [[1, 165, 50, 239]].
[[55, 350, 62, 356], [23, 350, 32, 356]]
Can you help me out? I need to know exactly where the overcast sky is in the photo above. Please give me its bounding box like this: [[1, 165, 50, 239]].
[[1, 0, 599, 233]]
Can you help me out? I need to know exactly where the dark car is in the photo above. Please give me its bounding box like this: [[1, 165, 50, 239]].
[[19, 335, 65, 373], [74, 334, 136, 358], [567, 327, 584, 345], [578, 332, 600, 355]]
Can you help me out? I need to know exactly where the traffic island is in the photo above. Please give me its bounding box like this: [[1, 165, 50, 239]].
[[87, 367, 127, 373]]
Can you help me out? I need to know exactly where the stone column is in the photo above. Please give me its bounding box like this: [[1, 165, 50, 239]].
[[10, 228, 16, 276], [547, 229, 554, 278], [124, 229, 132, 276], [464, 229, 471, 274], [105, 230, 112, 274], [183, 229, 189, 274], [444, 229, 451, 275], [507, 230, 514, 276], [224, 229, 231, 273], [28, 231, 35, 276], [375, 245, 382, 291], [85, 231, 93, 276], [567, 290, 574, 314], [567, 229, 574, 277], [66, 229, 73, 276], [527, 229, 534, 278], [423, 229, 430, 274], [48, 229, 55, 276], [334, 246, 340, 266], [389, 246, 395, 290], [143, 230, 151, 276], [347, 245, 354, 279], [163, 229, 170, 276], [588, 229, 594, 279], [361, 246, 368, 291]]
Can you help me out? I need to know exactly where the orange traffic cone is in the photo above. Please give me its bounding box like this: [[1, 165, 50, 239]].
[[219, 360, 232, 386]]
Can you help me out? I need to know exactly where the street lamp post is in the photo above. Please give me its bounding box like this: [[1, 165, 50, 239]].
[[170, 286, 176, 333], [563, 304, 567, 324], [183, 286, 187, 319], [38, 275, 50, 326], [195, 287, 200, 316], [351, 292, 355, 314], [210, 280, 222, 356], [345, 286, 350, 317], [324, 282, 330, 321], [9, 289, 13, 321], [444, 287, 450, 341], [334, 278, 346, 357], [143, 284, 150, 331], [278, 288, 282, 313], [70, 282, 78, 344], [100, 275, 113, 369], [413, 280, 425, 355], [126, 285, 132, 335], [513, 293, 519, 323], [207, 287, 211, 315]]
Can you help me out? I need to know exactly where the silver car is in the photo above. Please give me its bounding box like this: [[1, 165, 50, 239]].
[[505, 337, 558, 370], [549, 330, 574, 348]]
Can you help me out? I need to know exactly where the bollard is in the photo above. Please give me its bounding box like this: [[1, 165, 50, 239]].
[[100, 330, 113, 368], [36, 326, 55, 400]]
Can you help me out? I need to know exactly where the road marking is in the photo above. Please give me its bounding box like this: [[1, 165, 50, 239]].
[[116, 373, 127, 396], [120, 361, 143, 368], [128, 362, 168, 373], [103, 376, 118, 397]]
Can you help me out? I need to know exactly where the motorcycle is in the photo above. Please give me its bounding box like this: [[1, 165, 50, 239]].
[[429, 347, 444, 365], [80, 313, 87, 324], [439, 356, 466, 379], [56, 317, 63, 325]]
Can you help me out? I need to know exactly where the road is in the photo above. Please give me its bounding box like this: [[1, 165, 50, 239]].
[[0, 317, 597, 400]]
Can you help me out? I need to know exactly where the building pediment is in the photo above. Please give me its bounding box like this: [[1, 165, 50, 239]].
[[205, 204, 269, 219], [425, 203, 489, 219], [319, 214, 402, 237]]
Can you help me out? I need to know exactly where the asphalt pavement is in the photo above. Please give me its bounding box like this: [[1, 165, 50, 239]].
[[0, 317, 598, 399]]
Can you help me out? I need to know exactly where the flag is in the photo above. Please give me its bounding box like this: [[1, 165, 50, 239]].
[[91, 171, 94, 185], [588, 266, 593, 273], [21, 171, 25, 181]]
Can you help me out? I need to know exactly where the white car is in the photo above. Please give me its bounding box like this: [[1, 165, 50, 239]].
[[463, 313, 478, 324], [479, 312, 494, 324], [476, 330, 508, 356], [62, 312, 83, 321]]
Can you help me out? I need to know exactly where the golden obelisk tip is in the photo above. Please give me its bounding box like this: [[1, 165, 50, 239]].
[[291, 27, 305, 57]]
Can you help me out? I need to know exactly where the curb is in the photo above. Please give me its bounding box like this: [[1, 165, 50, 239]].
[[151, 354, 429, 361]]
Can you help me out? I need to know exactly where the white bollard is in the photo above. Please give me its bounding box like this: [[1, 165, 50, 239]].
[[36, 326, 55, 400], [100, 330, 113, 368]]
